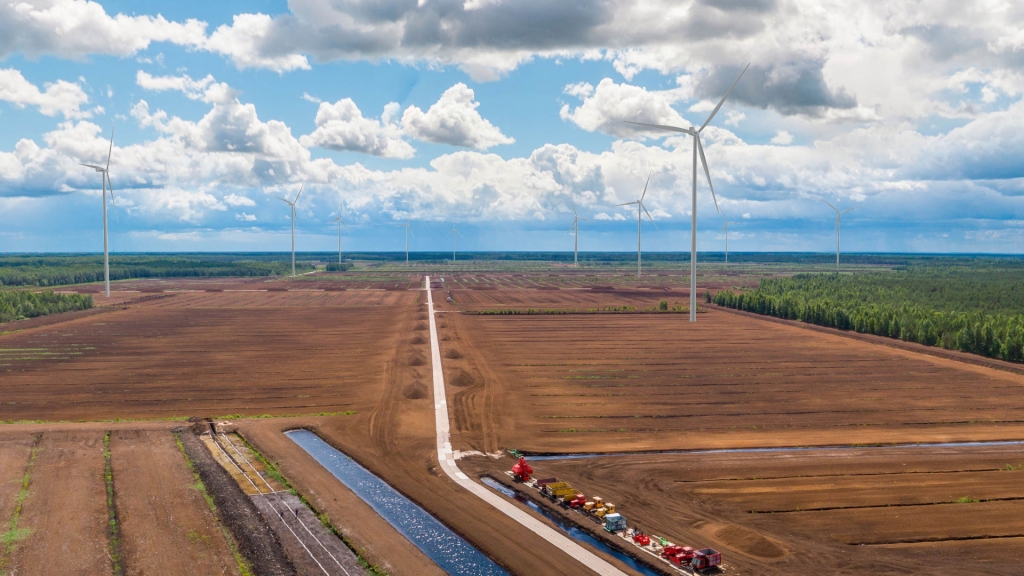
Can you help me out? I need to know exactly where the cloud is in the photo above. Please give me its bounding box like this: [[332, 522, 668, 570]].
[[224, 193, 255, 207], [235, 212, 257, 221], [301, 92, 322, 104], [136, 71, 236, 104], [0, 68, 91, 118], [300, 98, 414, 159], [593, 212, 613, 220], [560, 77, 693, 137], [0, 0, 206, 60], [401, 83, 513, 149], [770, 130, 794, 145]]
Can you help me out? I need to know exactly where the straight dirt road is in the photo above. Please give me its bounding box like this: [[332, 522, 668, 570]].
[[424, 276, 628, 576]]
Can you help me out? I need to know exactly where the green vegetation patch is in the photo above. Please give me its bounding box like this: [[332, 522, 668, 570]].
[[0, 291, 92, 323], [103, 432, 124, 576], [714, 264, 1024, 363], [0, 436, 40, 573]]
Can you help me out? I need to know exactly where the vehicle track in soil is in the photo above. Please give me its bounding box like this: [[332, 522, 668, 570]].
[[209, 431, 364, 576]]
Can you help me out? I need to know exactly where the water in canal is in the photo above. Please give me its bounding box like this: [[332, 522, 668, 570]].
[[286, 429, 508, 576]]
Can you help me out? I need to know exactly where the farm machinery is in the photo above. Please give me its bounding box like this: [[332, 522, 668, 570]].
[[506, 456, 724, 572], [511, 456, 533, 482]]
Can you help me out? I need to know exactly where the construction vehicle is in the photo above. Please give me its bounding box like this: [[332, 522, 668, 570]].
[[691, 548, 722, 571], [662, 545, 696, 566], [604, 513, 627, 533], [567, 493, 586, 508], [631, 528, 651, 546], [511, 457, 533, 482]]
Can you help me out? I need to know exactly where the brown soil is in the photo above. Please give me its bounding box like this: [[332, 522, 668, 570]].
[[0, 435, 33, 526], [465, 441, 1024, 575], [5, 431, 111, 576], [402, 383, 429, 400], [451, 309, 1024, 453], [177, 426, 295, 576], [111, 429, 240, 575], [0, 292, 409, 421], [448, 368, 476, 387]]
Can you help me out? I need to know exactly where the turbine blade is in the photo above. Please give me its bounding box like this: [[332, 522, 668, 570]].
[[624, 121, 690, 134], [640, 172, 651, 203], [570, 198, 578, 217], [105, 127, 114, 171], [641, 202, 657, 229], [697, 135, 720, 213], [277, 196, 290, 204], [294, 184, 303, 203], [842, 205, 862, 213], [106, 174, 119, 224], [616, 201, 638, 207], [699, 63, 750, 133], [80, 163, 104, 170], [820, 198, 838, 213]]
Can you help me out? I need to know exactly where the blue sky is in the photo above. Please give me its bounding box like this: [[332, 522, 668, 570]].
[[2, 0, 1024, 254]]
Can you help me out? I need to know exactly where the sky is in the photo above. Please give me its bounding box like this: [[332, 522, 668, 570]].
[[2, 0, 1024, 255]]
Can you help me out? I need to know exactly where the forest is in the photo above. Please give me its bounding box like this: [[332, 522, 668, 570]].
[[713, 263, 1024, 362], [0, 255, 313, 287], [0, 291, 93, 323]]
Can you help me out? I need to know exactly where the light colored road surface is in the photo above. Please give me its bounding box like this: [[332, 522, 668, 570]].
[[424, 276, 628, 576]]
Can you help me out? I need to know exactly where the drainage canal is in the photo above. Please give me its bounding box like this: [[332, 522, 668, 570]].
[[527, 439, 1024, 461], [479, 477, 662, 576], [286, 430, 508, 576]]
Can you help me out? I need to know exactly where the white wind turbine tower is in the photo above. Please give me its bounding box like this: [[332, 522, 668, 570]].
[[568, 199, 588, 268], [821, 198, 860, 273], [626, 63, 749, 322], [398, 221, 413, 265], [616, 173, 656, 278], [80, 127, 117, 298], [447, 224, 463, 262], [276, 184, 303, 276], [329, 200, 348, 265], [722, 213, 738, 264]]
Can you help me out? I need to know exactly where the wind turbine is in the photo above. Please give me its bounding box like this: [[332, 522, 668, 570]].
[[80, 127, 117, 298], [397, 221, 413, 265], [722, 214, 738, 264], [821, 198, 860, 273], [568, 200, 588, 268], [276, 184, 302, 276], [447, 224, 463, 262], [329, 200, 348, 265], [616, 173, 656, 278], [625, 63, 749, 322]]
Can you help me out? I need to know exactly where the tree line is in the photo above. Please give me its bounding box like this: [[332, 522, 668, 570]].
[[713, 267, 1024, 363], [0, 256, 313, 287], [0, 291, 93, 323]]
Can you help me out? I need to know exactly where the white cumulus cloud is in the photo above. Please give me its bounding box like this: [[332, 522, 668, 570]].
[[300, 99, 414, 159], [560, 77, 692, 137], [401, 83, 513, 150], [0, 68, 92, 118]]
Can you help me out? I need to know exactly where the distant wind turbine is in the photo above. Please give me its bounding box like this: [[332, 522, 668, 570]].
[[276, 184, 303, 276], [80, 127, 117, 298], [568, 200, 588, 268], [447, 224, 463, 262], [398, 221, 413, 265], [821, 198, 860, 273], [329, 200, 348, 265], [722, 214, 738, 264], [616, 173, 656, 278], [625, 63, 750, 322]]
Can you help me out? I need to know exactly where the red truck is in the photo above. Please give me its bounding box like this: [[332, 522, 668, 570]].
[[691, 548, 722, 571]]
